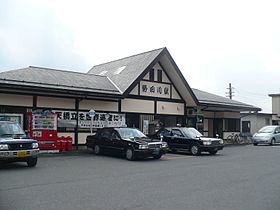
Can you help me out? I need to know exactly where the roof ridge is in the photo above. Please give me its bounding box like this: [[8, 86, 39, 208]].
[[89, 47, 165, 70], [3, 66, 108, 78], [0, 78, 120, 93], [28, 66, 88, 75]]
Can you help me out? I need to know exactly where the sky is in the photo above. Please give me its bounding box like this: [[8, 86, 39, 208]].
[[0, 0, 280, 113]]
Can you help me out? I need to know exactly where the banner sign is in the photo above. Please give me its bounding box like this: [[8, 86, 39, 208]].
[[53, 110, 126, 128]]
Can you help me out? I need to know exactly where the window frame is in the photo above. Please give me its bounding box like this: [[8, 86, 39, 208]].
[[157, 69, 162, 82], [149, 69, 155, 81]]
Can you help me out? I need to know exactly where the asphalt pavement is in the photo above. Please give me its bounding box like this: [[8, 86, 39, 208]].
[[1, 145, 280, 210]]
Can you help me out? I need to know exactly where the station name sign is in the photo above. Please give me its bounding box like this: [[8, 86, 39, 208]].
[[140, 81, 171, 98]]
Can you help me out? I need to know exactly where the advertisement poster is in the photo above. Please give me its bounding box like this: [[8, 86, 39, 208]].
[[53, 110, 126, 129]]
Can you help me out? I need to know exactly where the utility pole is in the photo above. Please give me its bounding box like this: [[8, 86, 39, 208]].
[[226, 83, 234, 99]]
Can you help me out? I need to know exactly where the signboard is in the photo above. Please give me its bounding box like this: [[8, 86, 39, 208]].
[[53, 110, 126, 128], [88, 109, 96, 117], [140, 81, 171, 98]]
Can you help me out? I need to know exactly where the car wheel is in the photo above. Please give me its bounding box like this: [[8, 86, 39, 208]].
[[270, 138, 275, 146], [190, 144, 200, 156], [153, 154, 162, 159], [209, 150, 218, 155], [94, 145, 101, 155], [253, 143, 258, 146], [125, 148, 135, 161], [26, 157, 37, 167]]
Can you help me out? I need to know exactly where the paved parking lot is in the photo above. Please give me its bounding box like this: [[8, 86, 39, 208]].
[[1, 145, 280, 210]]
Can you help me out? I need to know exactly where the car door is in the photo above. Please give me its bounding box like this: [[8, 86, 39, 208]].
[[171, 129, 187, 150], [111, 130, 125, 152], [99, 128, 114, 151]]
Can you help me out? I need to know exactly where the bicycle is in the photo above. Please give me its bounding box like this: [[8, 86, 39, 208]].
[[226, 133, 244, 144]]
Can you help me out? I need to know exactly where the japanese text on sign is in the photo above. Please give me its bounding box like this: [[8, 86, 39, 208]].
[[140, 81, 171, 98], [53, 110, 126, 128]]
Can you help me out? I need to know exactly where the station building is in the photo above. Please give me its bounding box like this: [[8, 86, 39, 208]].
[[0, 47, 260, 148]]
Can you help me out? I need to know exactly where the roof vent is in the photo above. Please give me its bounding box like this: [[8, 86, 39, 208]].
[[114, 66, 126, 75], [98, 70, 108, 76]]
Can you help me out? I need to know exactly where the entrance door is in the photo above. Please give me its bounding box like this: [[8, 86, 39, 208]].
[[213, 119, 223, 139]]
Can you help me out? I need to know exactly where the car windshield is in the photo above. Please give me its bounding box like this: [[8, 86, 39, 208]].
[[0, 122, 26, 137], [258, 126, 275, 133], [181, 127, 203, 138], [117, 128, 147, 139]]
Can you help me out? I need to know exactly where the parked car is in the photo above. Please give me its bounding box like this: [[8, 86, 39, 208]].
[[153, 127, 224, 155], [252, 125, 280, 146], [86, 127, 169, 160], [0, 121, 39, 167]]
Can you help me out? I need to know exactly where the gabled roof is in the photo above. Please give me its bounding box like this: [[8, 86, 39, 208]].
[[88, 48, 164, 93], [88, 47, 198, 106], [192, 88, 261, 112], [0, 66, 121, 96]]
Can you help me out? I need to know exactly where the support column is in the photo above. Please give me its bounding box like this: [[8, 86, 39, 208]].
[[74, 99, 79, 150], [33, 96, 37, 109]]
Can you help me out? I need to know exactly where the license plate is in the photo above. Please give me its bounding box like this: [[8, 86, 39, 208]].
[[17, 151, 27, 157]]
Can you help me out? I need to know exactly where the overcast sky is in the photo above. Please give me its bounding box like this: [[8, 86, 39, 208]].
[[1, 0, 279, 113]]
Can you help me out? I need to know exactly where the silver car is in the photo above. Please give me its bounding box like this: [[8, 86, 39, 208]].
[[252, 125, 280, 146]]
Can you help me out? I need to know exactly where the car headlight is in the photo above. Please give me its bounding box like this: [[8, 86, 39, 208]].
[[139, 144, 149, 149], [219, 139, 224, 144], [203, 140, 212, 146], [0, 144, 9, 150], [32, 142, 39, 149], [161, 142, 168, 148]]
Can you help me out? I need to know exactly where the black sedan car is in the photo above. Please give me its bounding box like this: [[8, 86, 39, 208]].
[[86, 127, 169, 160], [154, 127, 224, 155]]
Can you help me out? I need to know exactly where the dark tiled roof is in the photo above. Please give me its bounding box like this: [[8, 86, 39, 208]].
[[0, 66, 121, 95], [88, 48, 164, 93], [269, 93, 280, 97], [192, 88, 261, 111]]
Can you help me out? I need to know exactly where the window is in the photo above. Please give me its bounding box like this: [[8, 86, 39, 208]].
[[112, 131, 120, 140], [99, 129, 113, 140], [224, 119, 240, 132], [242, 121, 251, 133], [157, 69, 162, 82], [172, 129, 183, 137], [159, 129, 171, 137], [149, 69, 154, 81]]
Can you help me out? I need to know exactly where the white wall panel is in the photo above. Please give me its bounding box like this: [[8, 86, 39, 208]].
[[122, 99, 154, 113], [157, 101, 184, 115], [37, 96, 75, 109], [0, 93, 33, 106], [79, 100, 118, 112], [172, 86, 181, 100]]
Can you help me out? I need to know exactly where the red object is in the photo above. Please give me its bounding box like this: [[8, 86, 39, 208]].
[[66, 136, 73, 151], [27, 110, 58, 150], [60, 136, 67, 151]]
